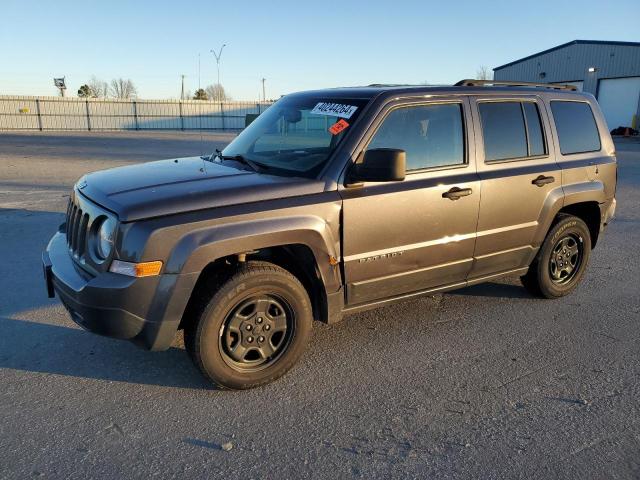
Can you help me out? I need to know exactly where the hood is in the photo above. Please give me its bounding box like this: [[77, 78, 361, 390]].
[[79, 157, 325, 221]]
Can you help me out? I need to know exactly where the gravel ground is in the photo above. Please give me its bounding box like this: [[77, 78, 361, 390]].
[[1, 132, 639, 479]]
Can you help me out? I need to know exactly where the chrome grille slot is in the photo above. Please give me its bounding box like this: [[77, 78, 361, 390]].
[[70, 206, 83, 254], [65, 201, 74, 246], [77, 213, 89, 257]]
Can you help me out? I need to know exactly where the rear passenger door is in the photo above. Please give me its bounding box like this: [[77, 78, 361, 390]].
[[468, 96, 562, 279]]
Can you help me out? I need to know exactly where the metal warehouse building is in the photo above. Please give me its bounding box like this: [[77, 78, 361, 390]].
[[494, 40, 640, 131]]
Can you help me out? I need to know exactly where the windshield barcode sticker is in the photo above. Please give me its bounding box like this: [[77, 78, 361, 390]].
[[311, 102, 358, 119]]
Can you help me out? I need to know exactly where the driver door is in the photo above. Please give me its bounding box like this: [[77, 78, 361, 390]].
[[340, 97, 480, 306]]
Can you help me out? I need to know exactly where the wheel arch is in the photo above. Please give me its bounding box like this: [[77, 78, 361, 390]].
[[178, 244, 332, 330], [534, 181, 605, 249], [557, 201, 602, 248]]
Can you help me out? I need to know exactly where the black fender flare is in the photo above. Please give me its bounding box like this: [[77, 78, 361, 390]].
[[164, 215, 342, 294], [532, 180, 606, 247]]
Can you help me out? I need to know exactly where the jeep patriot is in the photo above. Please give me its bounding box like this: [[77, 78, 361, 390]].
[[43, 80, 617, 389]]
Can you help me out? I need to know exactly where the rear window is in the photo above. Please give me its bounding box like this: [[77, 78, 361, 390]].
[[479, 101, 547, 161], [550, 101, 601, 155]]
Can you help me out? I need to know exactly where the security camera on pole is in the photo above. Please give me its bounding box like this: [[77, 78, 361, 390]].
[[53, 77, 66, 97]]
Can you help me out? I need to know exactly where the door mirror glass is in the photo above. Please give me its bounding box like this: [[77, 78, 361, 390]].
[[350, 148, 406, 183]]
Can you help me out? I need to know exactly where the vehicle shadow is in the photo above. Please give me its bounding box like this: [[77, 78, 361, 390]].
[[1, 206, 532, 390], [0, 316, 214, 390], [1, 207, 214, 390], [447, 279, 534, 300]]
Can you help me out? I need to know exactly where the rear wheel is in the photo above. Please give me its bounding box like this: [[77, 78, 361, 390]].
[[521, 214, 591, 298], [185, 261, 313, 389]]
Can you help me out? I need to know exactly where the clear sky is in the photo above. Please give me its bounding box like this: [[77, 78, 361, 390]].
[[1, 0, 637, 100]]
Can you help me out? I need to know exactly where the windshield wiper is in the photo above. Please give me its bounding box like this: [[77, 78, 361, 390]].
[[214, 149, 265, 173]]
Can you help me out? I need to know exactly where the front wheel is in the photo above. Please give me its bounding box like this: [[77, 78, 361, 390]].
[[521, 214, 592, 298], [185, 261, 313, 389]]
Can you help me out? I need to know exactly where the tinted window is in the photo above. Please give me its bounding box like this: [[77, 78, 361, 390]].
[[479, 102, 528, 161], [551, 101, 601, 154], [367, 103, 464, 171], [523, 102, 546, 156]]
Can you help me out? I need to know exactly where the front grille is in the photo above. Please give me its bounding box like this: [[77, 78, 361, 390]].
[[64, 188, 115, 274], [65, 199, 89, 257]]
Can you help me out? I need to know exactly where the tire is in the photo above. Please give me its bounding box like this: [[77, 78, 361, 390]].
[[184, 261, 313, 389], [521, 214, 592, 299]]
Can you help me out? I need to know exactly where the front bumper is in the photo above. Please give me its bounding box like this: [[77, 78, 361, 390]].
[[43, 230, 197, 351]]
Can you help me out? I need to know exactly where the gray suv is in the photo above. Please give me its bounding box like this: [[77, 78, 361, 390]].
[[43, 80, 617, 389]]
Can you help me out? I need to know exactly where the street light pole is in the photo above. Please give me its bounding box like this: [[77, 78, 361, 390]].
[[261, 78, 266, 102], [210, 44, 227, 101]]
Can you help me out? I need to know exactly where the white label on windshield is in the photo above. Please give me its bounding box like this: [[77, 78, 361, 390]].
[[311, 102, 358, 119]]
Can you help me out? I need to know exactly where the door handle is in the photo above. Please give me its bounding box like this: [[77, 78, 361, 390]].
[[442, 187, 473, 200], [532, 175, 555, 187]]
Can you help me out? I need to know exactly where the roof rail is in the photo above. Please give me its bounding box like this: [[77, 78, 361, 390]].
[[367, 83, 412, 87], [454, 79, 578, 91]]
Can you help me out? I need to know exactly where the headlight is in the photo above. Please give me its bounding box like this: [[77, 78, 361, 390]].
[[96, 217, 116, 259]]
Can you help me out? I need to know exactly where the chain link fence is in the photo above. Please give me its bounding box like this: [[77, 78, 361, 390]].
[[0, 96, 273, 131]]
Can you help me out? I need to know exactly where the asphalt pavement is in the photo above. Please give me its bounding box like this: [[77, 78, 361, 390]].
[[1, 132, 639, 479]]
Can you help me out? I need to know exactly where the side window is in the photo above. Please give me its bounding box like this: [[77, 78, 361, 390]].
[[550, 101, 601, 155], [479, 101, 547, 161], [523, 102, 546, 156], [367, 103, 465, 171]]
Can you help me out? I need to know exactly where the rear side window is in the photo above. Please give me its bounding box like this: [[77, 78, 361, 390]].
[[479, 102, 527, 161], [479, 101, 548, 161], [523, 102, 545, 156], [550, 101, 601, 155]]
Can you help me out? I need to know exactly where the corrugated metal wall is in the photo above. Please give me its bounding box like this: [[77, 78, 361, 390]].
[[494, 42, 640, 129], [494, 42, 640, 96], [0, 97, 273, 131]]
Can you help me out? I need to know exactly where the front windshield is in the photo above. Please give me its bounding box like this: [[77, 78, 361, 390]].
[[221, 95, 369, 177]]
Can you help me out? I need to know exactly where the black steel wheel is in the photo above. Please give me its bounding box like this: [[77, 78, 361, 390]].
[[548, 233, 584, 285], [219, 295, 294, 372], [521, 214, 592, 299], [185, 261, 312, 389]]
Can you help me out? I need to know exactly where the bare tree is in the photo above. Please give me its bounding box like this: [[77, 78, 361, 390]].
[[109, 78, 138, 99], [476, 66, 493, 80], [205, 83, 229, 102], [88, 76, 108, 98]]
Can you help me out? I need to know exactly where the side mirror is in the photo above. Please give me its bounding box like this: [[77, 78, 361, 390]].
[[350, 148, 406, 183]]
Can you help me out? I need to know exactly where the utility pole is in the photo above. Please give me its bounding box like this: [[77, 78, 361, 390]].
[[261, 78, 266, 102], [180, 74, 185, 100], [210, 44, 227, 101]]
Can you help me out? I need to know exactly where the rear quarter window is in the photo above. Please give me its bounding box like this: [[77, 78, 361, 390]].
[[550, 101, 601, 155]]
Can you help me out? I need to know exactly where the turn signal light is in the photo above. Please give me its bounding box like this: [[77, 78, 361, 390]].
[[109, 260, 163, 277]]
